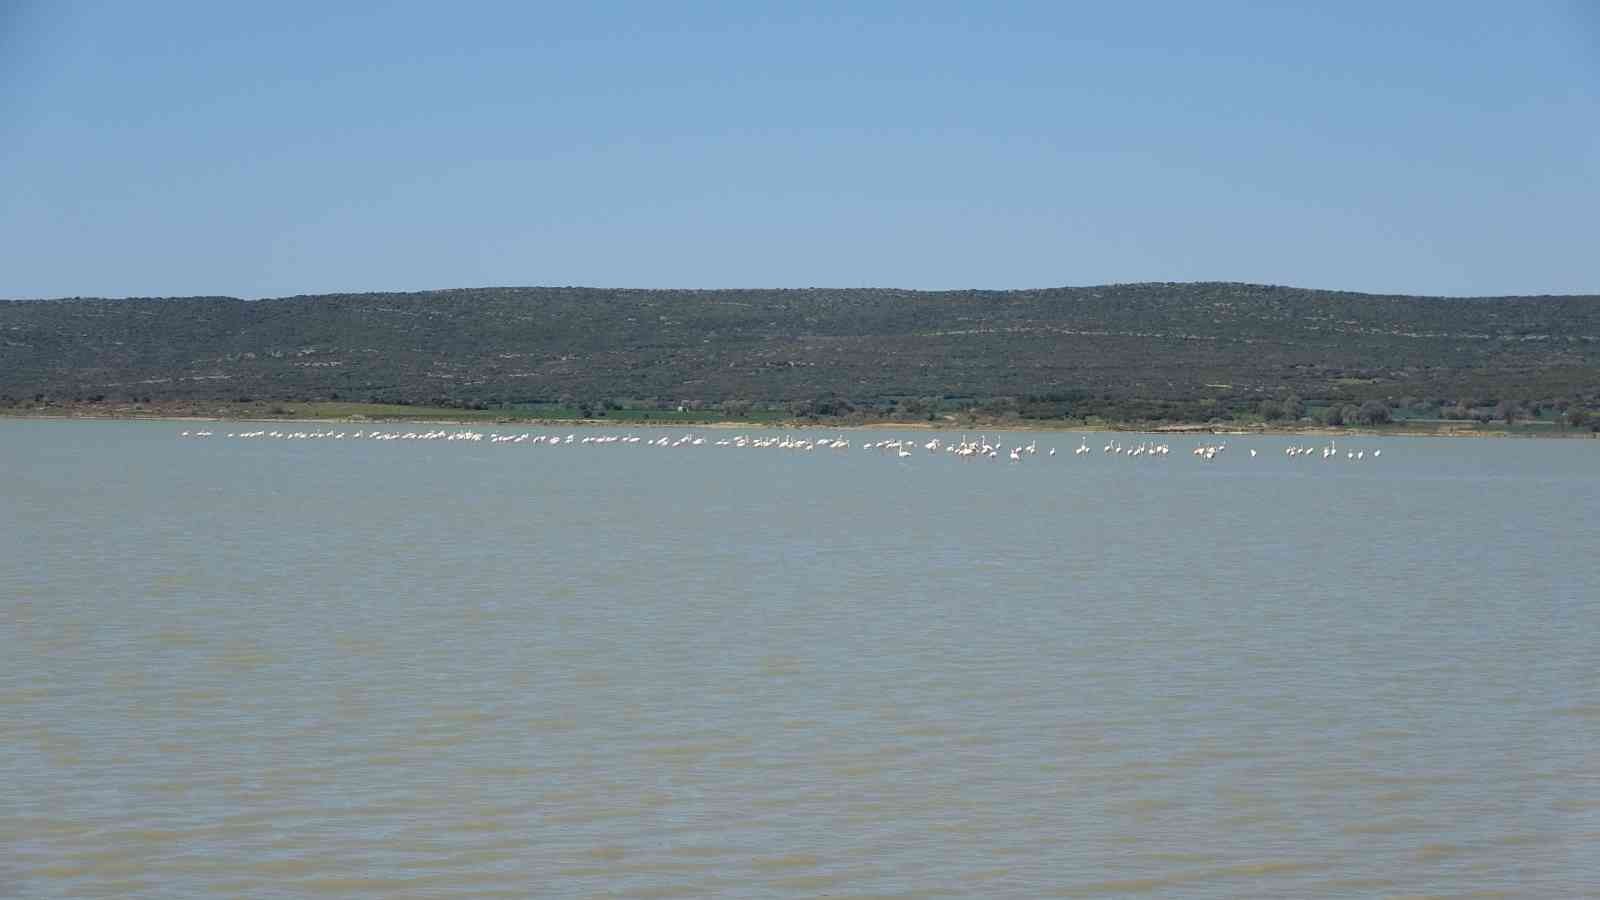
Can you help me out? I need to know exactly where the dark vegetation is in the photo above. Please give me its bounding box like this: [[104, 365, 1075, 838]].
[[2, 282, 1597, 428]]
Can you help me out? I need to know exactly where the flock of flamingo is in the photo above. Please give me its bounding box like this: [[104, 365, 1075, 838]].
[[175, 428, 1383, 462]]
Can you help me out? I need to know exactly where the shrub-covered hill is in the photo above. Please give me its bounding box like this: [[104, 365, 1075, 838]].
[[3, 283, 1598, 420]]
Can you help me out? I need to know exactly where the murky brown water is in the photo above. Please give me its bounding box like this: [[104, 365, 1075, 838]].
[[3, 421, 1597, 897]]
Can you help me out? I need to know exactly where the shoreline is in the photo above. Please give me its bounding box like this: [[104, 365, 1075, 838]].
[[2, 409, 1593, 439]]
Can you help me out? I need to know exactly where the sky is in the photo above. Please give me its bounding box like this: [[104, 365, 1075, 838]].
[[2, 0, 1596, 299]]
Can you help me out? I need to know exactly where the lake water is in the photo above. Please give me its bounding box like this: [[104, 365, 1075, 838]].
[[2, 419, 1597, 898]]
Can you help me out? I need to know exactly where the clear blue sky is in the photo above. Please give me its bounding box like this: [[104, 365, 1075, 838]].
[[3, 0, 1596, 299]]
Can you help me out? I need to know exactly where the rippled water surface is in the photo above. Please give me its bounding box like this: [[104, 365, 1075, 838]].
[[3, 420, 1597, 898]]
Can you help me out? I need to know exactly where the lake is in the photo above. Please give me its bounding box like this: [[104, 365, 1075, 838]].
[[2, 419, 1596, 898]]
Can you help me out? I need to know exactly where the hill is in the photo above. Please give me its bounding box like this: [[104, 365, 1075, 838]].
[[2, 283, 1598, 426]]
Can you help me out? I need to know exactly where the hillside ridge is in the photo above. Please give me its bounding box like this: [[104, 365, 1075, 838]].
[[4, 282, 1597, 425]]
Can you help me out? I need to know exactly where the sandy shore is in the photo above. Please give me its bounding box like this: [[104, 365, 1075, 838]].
[[3, 408, 1593, 439]]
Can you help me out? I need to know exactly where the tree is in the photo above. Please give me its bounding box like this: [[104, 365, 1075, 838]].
[[1282, 394, 1305, 420], [1356, 400, 1392, 425], [1496, 399, 1521, 425], [1319, 405, 1345, 426], [813, 395, 853, 417], [1566, 406, 1590, 429]]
